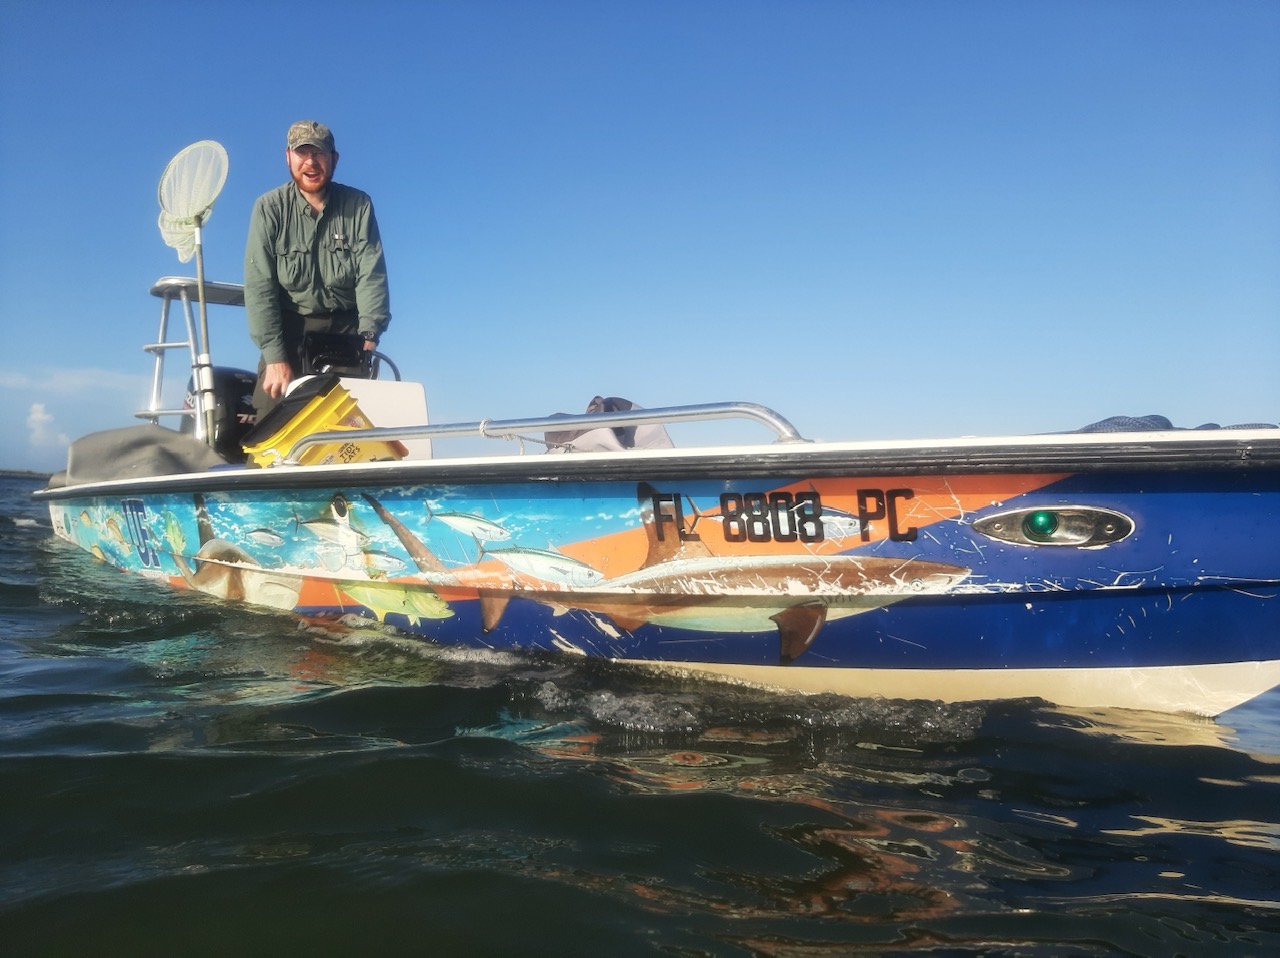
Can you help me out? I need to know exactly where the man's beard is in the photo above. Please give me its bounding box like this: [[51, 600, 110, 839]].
[[292, 168, 330, 195]]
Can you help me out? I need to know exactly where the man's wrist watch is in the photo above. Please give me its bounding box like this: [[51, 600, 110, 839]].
[[360, 331, 378, 343]]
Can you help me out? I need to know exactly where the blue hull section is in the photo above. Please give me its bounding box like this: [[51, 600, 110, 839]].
[[304, 582, 1276, 671]]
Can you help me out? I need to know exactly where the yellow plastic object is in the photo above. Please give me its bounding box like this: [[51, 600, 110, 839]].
[[243, 383, 407, 466]]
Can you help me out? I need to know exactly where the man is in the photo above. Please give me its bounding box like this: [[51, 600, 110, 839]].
[[244, 120, 391, 415]]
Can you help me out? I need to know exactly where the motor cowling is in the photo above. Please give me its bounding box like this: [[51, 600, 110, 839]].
[[182, 367, 258, 461]]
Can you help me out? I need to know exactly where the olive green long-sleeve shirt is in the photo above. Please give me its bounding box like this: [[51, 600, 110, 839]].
[[243, 181, 391, 364]]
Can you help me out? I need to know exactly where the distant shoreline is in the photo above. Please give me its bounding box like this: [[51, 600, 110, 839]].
[[0, 469, 52, 480]]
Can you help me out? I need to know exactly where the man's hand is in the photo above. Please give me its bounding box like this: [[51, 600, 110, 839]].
[[261, 361, 293, 399]]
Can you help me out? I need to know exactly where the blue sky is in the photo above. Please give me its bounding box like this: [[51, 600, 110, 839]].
[[1, 0, 1277, 473]]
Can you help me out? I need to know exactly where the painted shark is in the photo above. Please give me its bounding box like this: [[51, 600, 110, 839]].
[[360, 486, 968, 664], [508, 484, 969, 663], [168, 493, 303, 609]]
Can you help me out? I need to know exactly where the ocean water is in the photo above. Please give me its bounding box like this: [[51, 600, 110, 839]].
[[2, 474, 1278, 957]]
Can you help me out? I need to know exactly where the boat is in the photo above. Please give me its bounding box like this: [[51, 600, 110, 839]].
[[34, 270, 1280, 717], [32, 144, 1280, 718]]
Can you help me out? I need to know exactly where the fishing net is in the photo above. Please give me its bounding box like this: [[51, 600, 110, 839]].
[[157, 140, 228, 262]]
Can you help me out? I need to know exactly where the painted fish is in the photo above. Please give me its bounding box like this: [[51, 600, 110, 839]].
[[426, 504, 511, 542], [245, 527, 285, 547], [104, 516, 131, 552], [339, 580, 453, 625], [160, 511, 187, 552], [817, 505, 863, 540], [482, 544, 605, 589], [362, 550, 408, 577], [297, 494, 368, 551]]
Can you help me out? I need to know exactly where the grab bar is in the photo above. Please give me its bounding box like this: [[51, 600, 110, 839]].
[[281, 401, 807, 465]]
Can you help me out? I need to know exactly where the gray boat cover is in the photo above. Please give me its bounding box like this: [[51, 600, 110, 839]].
[[544, 396, 675, 453], [1074, 415, 1277, 432], [46, 424, 232, 488]]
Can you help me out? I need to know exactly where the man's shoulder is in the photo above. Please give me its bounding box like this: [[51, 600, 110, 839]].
[[252, 183, 296, 213], [328, 182, 374, 205]]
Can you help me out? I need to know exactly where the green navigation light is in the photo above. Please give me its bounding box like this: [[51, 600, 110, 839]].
[[1023, 510, 1059, 541]]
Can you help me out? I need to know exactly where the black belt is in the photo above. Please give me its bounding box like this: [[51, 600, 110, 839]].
[[285, 309, 358, 324]]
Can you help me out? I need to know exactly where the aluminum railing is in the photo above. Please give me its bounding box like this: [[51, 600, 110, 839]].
[[282, 401, 807, 465]]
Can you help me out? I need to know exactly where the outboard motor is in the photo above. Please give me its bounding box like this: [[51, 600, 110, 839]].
[[182, 367, 258, 461]]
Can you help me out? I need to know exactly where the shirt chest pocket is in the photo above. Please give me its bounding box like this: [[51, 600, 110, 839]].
[[321, 232, 357, 288], [273, 236, 313, 293]]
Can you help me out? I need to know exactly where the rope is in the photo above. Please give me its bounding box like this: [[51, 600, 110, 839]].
[[476, 419, 564, 454]]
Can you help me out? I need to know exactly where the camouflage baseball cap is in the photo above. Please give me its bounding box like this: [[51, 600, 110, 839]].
[[286, 120, 335, 152]]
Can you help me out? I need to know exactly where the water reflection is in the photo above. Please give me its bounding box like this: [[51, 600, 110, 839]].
[[1104, 815, 1280, 851], [443, 675, 1280, 953], [1041, 704, 1280, 756]]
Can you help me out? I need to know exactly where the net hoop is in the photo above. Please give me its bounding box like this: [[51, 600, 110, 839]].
[[157, 140, 229, 261]]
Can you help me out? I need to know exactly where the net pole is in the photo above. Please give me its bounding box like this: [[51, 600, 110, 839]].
[[193, 213, 216, 442]]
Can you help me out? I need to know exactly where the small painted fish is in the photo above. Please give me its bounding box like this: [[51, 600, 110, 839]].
[[426, 504, 511, 542], [483, 544, 604, 589], [162, 511, 187, 552], [246, 527, 285, 547], [362, 550, 408, 576], [818, 506, 863, 540]]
